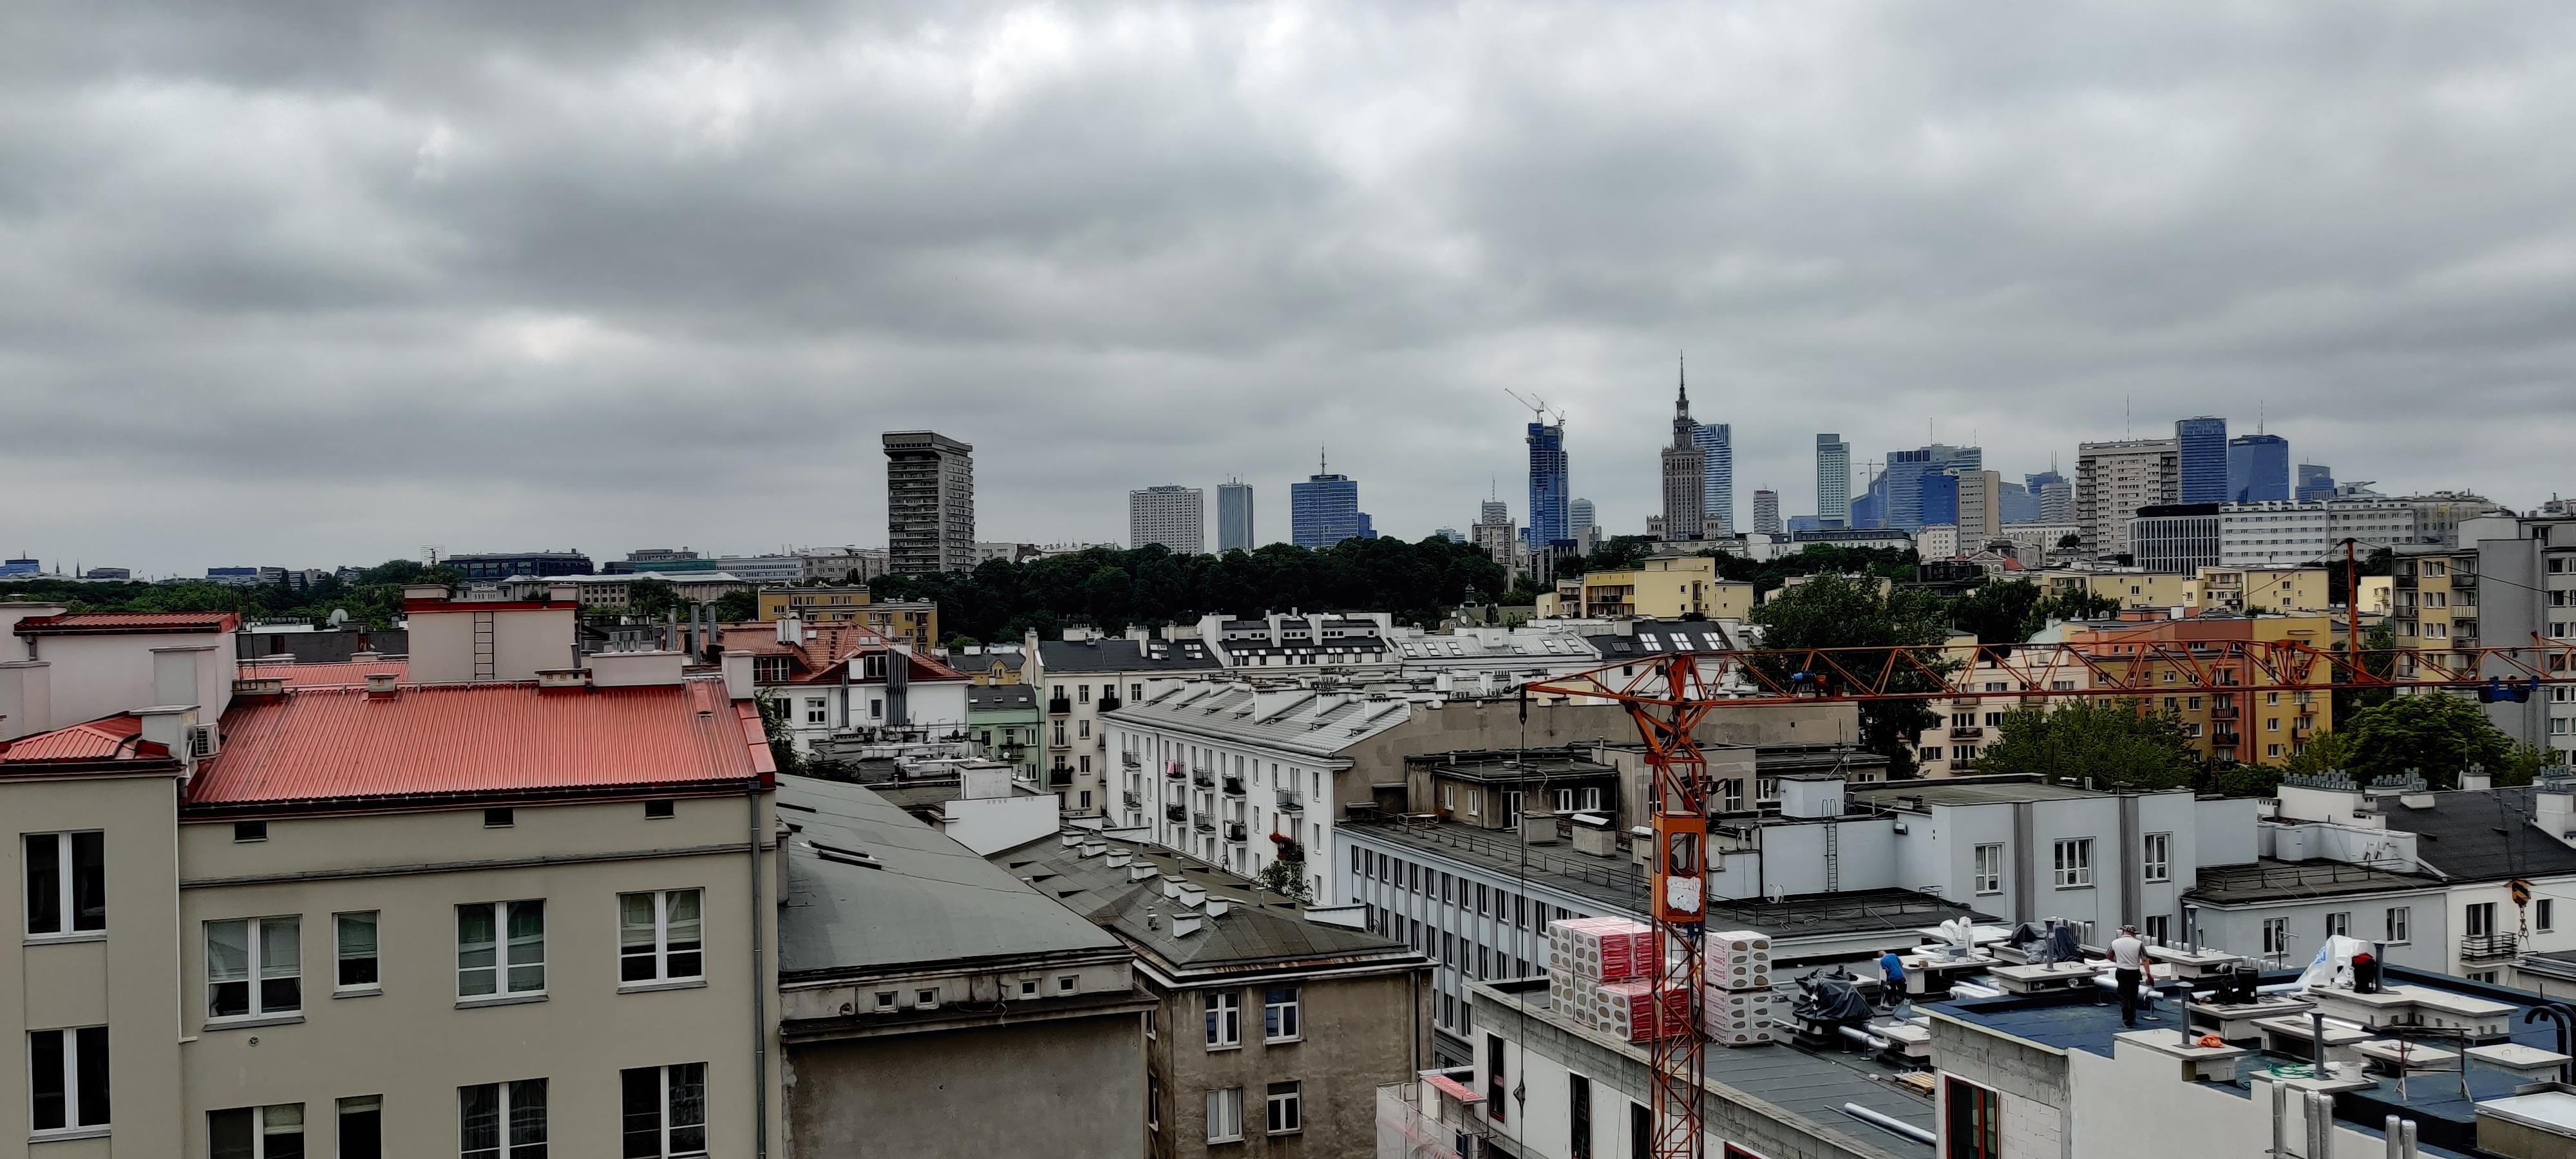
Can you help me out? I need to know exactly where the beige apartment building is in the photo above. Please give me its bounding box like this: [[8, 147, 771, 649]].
[[2196, 565, 2332, 613], [1541, 555, 1753, 619], [0, 590, 783, 1159]]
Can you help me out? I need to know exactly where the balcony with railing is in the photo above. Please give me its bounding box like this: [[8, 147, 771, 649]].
[[1948, 726, 1983, 740], [1047, 697, 1073, 715], [1222, 775, 1245, 797], [1276, 789, 1304, 813], [2211, 705, 2240, 721], [1226, 822, 1248, 843], [1047, 733, 1070, 751], [1121, 751, 1141, 769], [1193, 815, 1215, 833], [1165, 804, 1188, 824], [2212, 732, 2242, 748], [1048, 766, 1074, 789], [1099, 695, 1122, 713], [1164, 761, 1186, 779], [2462, 932, 2521, 962], [1122, 790, 1141, 809], [1191, 768, 1216, 788]]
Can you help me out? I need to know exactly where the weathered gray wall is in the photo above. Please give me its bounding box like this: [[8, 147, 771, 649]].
[[1159, 970, 1428, 1159], [786, 1014, 1144, 1159]]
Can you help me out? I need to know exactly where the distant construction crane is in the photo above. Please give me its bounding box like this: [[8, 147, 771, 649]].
[[1503, 388, 1564, 427]]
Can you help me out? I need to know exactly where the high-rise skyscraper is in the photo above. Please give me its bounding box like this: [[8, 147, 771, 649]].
[[2295, 464, 2336, 503], [1128, 484, 1206, 554], [2175, 416, 2229, 504], [2027, 469, 2074, 524], [1217, 479, 1255, 552], [1752, 489, 1781, 535], [1526, 418, 1569, 548], [1955, 470, 2005, 542], [2076, 438, 2180, 557], [1290, 453, 1367, 548], [1997, 481, 2038, 525], [1660, 373, 1706, 540], [882, 430, 975, 574], [1878, 444, 1982, 531], [2226, 435, 2290, 503], [1815, 434, 1851, 528], [1693, 422, 1733, 536], [1568, 497, 1598, 553], [1920, 471, 1960, 528]]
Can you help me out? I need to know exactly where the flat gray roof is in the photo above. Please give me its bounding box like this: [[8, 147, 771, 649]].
[[776, 775, 1121, 978], [1853, 777, 2112, 808]]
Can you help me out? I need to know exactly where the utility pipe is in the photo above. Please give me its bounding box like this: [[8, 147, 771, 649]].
[[1839, 1103, 1936, 1146], [1837, 1025, 1891, 1051], [749, 785, 771, 1159]]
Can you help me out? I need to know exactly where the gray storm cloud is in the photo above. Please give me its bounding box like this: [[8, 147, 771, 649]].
[[3, 1, 2573, 572]]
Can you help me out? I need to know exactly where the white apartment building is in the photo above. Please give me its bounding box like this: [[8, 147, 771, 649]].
[[2219, 499, 2423, 567], [1027, 629, 1225, 818], [1197, 612, 1399, 673], [1915, 523, 1959, 560], [0, 590, 782, 1159], [714, 620, 972, 754], [2075, 438, 2179, 558], [1130, 485, 1207, 555]]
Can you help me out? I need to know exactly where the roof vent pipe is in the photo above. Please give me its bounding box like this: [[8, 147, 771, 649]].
[[364, 672, 398, 699]]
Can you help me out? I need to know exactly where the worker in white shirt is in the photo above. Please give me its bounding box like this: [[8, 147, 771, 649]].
[[2107, 924, 2154, 1028]]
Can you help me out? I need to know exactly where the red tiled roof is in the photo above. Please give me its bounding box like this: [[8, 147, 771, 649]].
[[0, 715, 171, 765], [190, 677, 772, 811], [15, 611, 241, 636], [237, 659, 410, 688], [715, 623, 968, 684]]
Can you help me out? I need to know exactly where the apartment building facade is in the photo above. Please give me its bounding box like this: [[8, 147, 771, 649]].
[[1027, 631, 1226, 818], [2074, 438, 2178, 558], [1538, 555, 1754, 620], [1131, 485, 1208, 555], [992, 833, 1430, 1159], [2455, 514, 2576, 753], [882, 430, 976, 574], [716, 621, 972, 755], [2059, 613, 2336, 766], [0, 590, 784, 1159]]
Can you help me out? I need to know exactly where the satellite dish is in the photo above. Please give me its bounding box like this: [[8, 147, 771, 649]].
[[327, 608, 350, 627]]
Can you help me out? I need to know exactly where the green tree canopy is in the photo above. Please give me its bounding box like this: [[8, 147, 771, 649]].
[[1747, 573, 1953, 777], [2343, 693, 2514, 788], [1971, 699, 2200, 790]]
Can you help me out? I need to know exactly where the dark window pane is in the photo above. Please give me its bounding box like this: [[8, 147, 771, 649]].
[[74, 1026, 108, 1127], [670, 1062, 706, 1153], [621, 1068, 661, 1157], [621, 951, 656, 983], [261, 977, 301, 1012], [461, 1084, 500, 1159], [340, 956, 377, 988], [210, 981, 249, 1019], [70, 832, 104, 931], [25, 834, 61, 935], [210, 1108, 255, 1159], [339, 1100, 383, 1159], [268, 1121, 306, 1159], [508, 1079, 547, 1153], [667, 950, 701, 979], [29, 1029, 64, 1131]]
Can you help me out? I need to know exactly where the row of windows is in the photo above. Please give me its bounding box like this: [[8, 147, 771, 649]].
[[2260, 906, 2420, 956], [202, 889, 702, 1022], [1965, 834, 2170, 895], [28, 1040, 706, 1158], [1200, 986, 1301, 1048], [1182, 1080, 1301, 1142]]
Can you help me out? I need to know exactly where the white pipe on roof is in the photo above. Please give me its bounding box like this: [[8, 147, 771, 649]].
[[1840, 1104, 1936, 1146]]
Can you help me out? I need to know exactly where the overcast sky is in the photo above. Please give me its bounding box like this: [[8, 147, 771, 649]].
[[8, 2, 2575, 576]]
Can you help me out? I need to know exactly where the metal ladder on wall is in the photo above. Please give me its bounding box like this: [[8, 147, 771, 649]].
[[472, 611, 496, 681], [1824, 818, 1841, 892]]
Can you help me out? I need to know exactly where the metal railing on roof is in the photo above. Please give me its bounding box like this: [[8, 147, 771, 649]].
[[1359, 816, 1649, 898]]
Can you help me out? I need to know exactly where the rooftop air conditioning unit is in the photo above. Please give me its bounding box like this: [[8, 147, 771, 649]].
[[189, 723, 221, 759]]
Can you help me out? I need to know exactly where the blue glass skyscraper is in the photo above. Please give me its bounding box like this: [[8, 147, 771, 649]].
[[1877, 444, 1980, 531], [1526, 420, 1569, 547], [1291, 453, 1366, 547], [1920, 473, 1960, 527], [2226, 435, 2290, 503], [2176, 417, 2229, 504], [1693, 422, 1733, 535], [2296, 464, 2336, 502]]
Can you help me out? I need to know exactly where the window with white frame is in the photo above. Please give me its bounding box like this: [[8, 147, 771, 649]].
[[2262, 918, 2289, 957], [1265, 1081, 1303, 1135], [209, 1103, 304, 1158], [2542, 900, 2557, 933], [619, 890, 704, 985], [2325, 912, 2351, 938], [2052, 839, 2093, 889], [620, 1062, 707, 1157], [1265, 986, 1301, 1042], [206, 916, 301, 1019], [336, 912, 379, 991], [1206, 1087, 1245, 1143], [28, 1026, 108, 1134], [457, 901, 546, 999], [1973, 843, 2003, 895], [339, 1096, 382, 1159], [22, 831, 105, 937], [1205, 991, 1241, 1048], [2142, 833, 2170, 883], [2388, 907, 2412, 944], [458, 1079, 547, 1159]]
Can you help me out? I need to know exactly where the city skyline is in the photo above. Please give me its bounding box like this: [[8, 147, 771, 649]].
[[13, 5, 2576, 572]]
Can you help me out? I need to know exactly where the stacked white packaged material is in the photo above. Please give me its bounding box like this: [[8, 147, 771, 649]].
[[1702, 928, 1779, 1046]]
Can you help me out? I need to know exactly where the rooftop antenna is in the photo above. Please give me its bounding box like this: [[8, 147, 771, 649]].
[[1318, 447, 1327, 476]]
